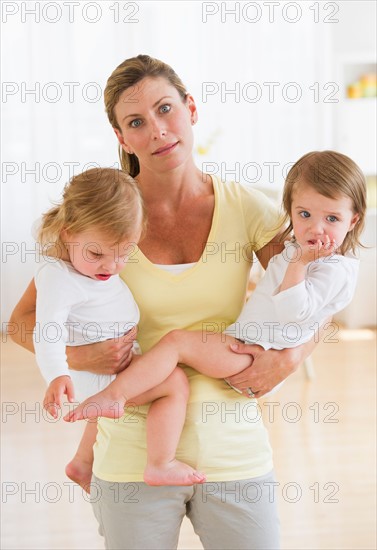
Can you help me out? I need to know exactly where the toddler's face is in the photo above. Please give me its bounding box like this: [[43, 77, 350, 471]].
[[291, 184, 359, 252], [61, 228, 140, 280]]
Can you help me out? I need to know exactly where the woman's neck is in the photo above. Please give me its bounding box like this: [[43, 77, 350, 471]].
[[135, 162, 215, 264], [137, 161, 211, 206]]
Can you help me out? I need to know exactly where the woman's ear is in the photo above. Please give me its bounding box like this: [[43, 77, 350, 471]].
[[186, 93, 198, 125], [114, 128, 133, 154]]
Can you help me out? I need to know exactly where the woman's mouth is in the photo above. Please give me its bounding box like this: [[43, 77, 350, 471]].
[[152, 142, 179, 156]]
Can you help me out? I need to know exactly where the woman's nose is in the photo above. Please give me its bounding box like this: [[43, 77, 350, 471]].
[[151, 118, 167, 139]]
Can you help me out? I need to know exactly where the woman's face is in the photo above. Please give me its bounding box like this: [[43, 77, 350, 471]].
[[113, 77, 197, 175]]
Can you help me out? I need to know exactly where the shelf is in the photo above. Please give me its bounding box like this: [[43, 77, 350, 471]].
[[334, 55, 377, 175]]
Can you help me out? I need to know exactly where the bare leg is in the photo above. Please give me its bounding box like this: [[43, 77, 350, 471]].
[[65, 368, 206, 486], [141, 368, 206, 486], [65, 421, 97, 493], [65, 332, 252, 423]]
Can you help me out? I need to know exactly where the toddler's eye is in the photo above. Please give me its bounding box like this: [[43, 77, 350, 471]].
[[327, 215, 338, 222], [299, 211, 310, 218]]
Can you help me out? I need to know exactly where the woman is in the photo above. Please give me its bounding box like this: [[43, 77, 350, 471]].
[[10, 54, 317, 549]]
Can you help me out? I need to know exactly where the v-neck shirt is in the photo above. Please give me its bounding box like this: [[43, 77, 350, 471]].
[[94, 175, 281, 482]]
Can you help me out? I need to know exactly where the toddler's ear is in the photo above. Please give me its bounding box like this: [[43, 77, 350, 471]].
[[348, 213, 360, 231], [60, 228, 68, 241]]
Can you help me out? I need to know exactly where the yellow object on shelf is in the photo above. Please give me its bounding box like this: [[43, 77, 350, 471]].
[[347, 73, 377, 99], [347, 82, 363, 98]]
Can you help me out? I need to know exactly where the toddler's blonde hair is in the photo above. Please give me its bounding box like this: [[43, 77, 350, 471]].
[[38, 167, 145, 257]]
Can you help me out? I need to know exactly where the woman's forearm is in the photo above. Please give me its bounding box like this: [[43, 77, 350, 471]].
[[8, 280, 37, 353], [227, 318, 328, 397], [66, 328, 138, 375], [282, 315, 330, 371], [8, 309, 36, 353], [279, 338, 313, 373]]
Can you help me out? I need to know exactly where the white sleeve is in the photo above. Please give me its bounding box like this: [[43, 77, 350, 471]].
[[271, 257, 358, 324], [34, 261, 84, 385]]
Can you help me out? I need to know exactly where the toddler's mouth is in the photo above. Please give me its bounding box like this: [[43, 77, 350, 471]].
[[95, 274, 111, 281]]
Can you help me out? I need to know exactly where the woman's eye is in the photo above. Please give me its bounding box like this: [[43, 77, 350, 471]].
[[327, 215, 338, 222], [159, 104, 171, 114], [130, 119, 142, 128], [89, 251, 101, 258], [300, 211, 310, 218]]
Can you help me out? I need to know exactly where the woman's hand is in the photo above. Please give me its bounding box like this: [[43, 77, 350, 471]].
[[226, 343, 302, 398], [67, 326, 138, 375]]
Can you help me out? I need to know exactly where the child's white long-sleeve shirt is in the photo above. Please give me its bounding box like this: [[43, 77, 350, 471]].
[[34, 257, 140, 385], [225, 241, 359, 349]]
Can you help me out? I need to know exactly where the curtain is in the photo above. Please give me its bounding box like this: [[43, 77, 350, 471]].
[[2, 1, 335, 321]]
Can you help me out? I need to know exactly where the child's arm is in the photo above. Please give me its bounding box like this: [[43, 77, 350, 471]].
[[33, 263, 82, 385], [271, 242, 356, 328], [9, 278, 136, 374], [279, 235, 336, 292], [229, 243, 359, 396], [44, 375, 75, 418]]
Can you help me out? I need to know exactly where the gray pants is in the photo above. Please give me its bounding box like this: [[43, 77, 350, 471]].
[[90, 470, 280, 550]]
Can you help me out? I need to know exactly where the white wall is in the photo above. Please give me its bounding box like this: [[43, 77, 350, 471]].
[[333, 0, 376, 54], [1, 1, 376, 323]]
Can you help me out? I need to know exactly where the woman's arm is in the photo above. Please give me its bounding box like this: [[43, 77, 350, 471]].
[[226, 343, 307, 397], [255, 232, 285, 269], [9, 279, 136, 375], [227, 320, 329, 397], [8, 279, 37, 353], [66, 328, 137, 374]]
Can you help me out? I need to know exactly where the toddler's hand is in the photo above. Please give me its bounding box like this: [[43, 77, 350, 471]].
[[299, 234, 337, 264], [43, 375, 75, 418]]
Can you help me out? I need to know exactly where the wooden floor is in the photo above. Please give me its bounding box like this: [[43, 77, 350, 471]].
[[1, 328, 376, 550]]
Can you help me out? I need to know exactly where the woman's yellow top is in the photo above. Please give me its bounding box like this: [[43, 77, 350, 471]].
[[93, 176, 280, 482]]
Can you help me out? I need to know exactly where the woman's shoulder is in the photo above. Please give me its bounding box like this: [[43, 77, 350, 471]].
[[212, 175, 278, 210]]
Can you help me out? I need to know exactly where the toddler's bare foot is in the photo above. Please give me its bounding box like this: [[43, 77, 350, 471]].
[[144, 460, 206, 486], [64, 390, 126, 422], [65, 459, 92, 494]]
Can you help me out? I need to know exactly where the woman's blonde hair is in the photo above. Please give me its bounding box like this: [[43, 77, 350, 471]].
[[281, 150, 367, 255], [104, 54, 188, 177], [38, 168, 145, 257]]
